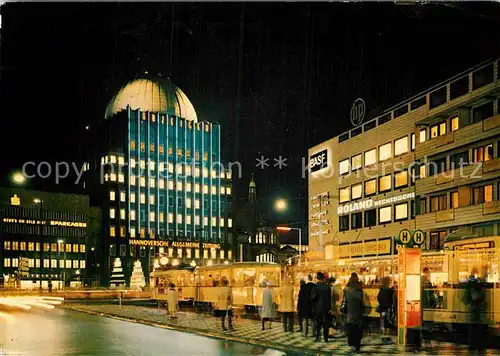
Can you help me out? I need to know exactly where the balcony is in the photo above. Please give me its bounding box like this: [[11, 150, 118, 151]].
[[482, 157, 500, 173], [483, 200, 500, 215], [483, 114, 500, 131]]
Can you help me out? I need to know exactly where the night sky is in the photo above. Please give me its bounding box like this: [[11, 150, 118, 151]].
[[1, 2, 499, 225]]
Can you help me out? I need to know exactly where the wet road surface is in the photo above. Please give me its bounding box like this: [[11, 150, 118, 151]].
[[0, 309, 294, 355]]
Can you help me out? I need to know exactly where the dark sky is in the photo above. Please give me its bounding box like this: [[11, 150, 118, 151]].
[[1, 2, 499, 224]]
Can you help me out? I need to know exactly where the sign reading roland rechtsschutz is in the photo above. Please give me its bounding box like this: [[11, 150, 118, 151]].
[[337, 192, 416, 215]]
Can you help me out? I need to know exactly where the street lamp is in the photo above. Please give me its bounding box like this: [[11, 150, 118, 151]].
[[276, 226, 302, 266], [12, 172, 26, 186], [274, 198, 287, 213]]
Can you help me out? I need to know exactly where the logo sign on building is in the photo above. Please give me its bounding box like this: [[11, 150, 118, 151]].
[[396, 229, 426, 247], [309, 149, 328, 172], [350, 98, 366, 127]]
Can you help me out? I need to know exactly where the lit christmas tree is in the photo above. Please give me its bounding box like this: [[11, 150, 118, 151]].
[[129, 260, 146, 291], [110, 258, 126, 288]]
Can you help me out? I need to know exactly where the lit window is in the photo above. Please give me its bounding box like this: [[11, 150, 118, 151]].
[[120, 209, 125, 220], [221, 186, 226, 194], [159, 212, 164, 222], [419, 129, 427, 143], [379, 206, 392, 224], [395, 203, 408, 221], [228, 219, 233, 228], [176, 164, 184, 175], [204, 216, 208, 226], [220, 218, 225, 227], [195, 215, 200, 225], [186, 165, 192, 176], [150, 144, 155, 153], [394, 171, 408, 188], [473, 144, 493, 163], [203, 168, 208, 177], [440, 122, 447, 135], [150, 195, 155, 204], [351, 183, 362, 200], [364, 179, 377, 196], [130, 193, 136, 203], [177, 148, 183, 157], [227, 187, 232, 195], [168, 213, 174, 223], [110, 226, 116, 237], [110, 173, 117, 182], [379, 174, 392, 192], [140, 160, 146, 169], [451, 192, 459, 209], [110, 190, 116, 201], [130, 210, 136, 220], [203, 152, 209, 161], [177, 182, 183, 191], [140, 194, 145, 204], [118, 174, 124, 183], [130, 177, 136, 186], [168, 181, 174, 190], [168, 147, 173, 155], [150, 212, 155, 222], [411, 133, 416, 151], [364, 149, 377, 166], [140, 177, 146, 187], [110, 156, 117, 164], [168, 163, 174, 173], [394, 136, 408, 156], [186, 215, 192, 224], [159, 145, 164, 155], [203, 185, 208, 194], [351, 154, 362, 171], [339, 187, 350, 203], [228, 250, 232, 260], [120, 191, 126, 202], [211, 170, 217, 178], [159, 179, 165, 189], [379, 142, 392, 161], [118, 156, 124, 166], [450, 116, 459, 131], [186, 183, 192, 192], [212, 217, 217, 226], [131, 140, 136, 150], [211, 186, 216, 194], [140, 228, 145, 238], [150, 178, 155, 188], [159, 162, 165, 171], [430, 125, 439, 138], [186, 198, 192, 208], [28, 242, 34, 251], [20, 242, 26, 251], [419, 163, 426, 179], [177, 214, 183, 224], [130, 158, 136, 168], [339, 159, 349, 175], [120, 227, 125, 237], [110, 208, 116, 219], [195, 199, 200, 209]]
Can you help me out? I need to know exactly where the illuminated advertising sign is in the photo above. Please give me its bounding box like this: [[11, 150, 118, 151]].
[[310, 149, 328, 172], [337, 192, 415, 215], [129, 239, 221, 249], [2, 217, 87, 228], [338, 238, 392, 258]]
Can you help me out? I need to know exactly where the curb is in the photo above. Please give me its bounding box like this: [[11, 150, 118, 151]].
[[64, 306, 323, 355]]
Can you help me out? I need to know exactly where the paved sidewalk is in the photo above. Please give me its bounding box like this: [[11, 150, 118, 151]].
[[65, 304, 493, 355]]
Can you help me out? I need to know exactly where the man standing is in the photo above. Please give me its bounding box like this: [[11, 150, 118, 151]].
[[464, 268, 486, 352], [310, 272, 331, 342], [279, 278, 295, 332], [216, 277, 233, 331], [298, 275, 315, 336]]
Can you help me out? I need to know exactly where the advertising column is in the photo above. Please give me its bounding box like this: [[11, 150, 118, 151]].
[[396, 229, 426, 350]]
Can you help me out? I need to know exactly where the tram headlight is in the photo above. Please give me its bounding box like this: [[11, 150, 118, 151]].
[[190, 261, 196, 267], [172, 259, 179, 266], [160, 256, 169, 265]]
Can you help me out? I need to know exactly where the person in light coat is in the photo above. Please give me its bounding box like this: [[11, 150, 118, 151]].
[[166, 283, 179, 318], [261, 281, 275, 330], [215, 277, 234, 331], [279, 278, 295, 332]]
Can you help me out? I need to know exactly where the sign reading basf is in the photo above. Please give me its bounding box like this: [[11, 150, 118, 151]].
[[310, 149, 328, 172]]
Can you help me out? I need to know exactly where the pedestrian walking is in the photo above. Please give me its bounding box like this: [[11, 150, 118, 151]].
[[310, 272, 331, 343], [464, 268, 486, 352], [377, 277, 393, 343], [260, 281, 275, 330], [166, 283, 179, 318], [344, 272, 365, 352], [297, 280, 306, 332], [297, 275, 315, 336], [328, 277, 340, 336], [279, 278, 295, 332], [215, 277, 234, 331]]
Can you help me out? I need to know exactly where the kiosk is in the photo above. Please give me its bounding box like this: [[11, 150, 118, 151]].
[[396, 229, 426, 350]]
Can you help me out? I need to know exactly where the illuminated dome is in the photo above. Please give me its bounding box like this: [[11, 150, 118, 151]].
[[104, 77, 198, 122]]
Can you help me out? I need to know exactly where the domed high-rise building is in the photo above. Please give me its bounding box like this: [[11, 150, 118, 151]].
[[84, 76, 234, 286]]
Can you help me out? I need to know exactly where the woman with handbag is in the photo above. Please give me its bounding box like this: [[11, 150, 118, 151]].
[[377, 277, 393, 343]]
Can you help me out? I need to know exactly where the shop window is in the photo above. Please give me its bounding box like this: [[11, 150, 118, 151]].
[[364, 149, 377, 166], [339, 215, 349, 232], [379, 206, 391, 224], [451, 151, 469, 169], [379, 142, 392, 161], [339, 159, 349, 175], [472, 184, 493, 205], [419, 129, 427, 143], [472, 144, 493, 163], [364, 179, 377, 197], [450, 191, 459, 209], [364, 209, 376, 227], [472, 101, 494, 123], [430, 194, 447, 212], [351, 212, 362, 229], [339, 187, 350, 203], [351, 183, 362, 200], [351, 154, 362, 171], [379, 174, 392, 193], [450, 116, 459, 132], [394, 136, 408, 156], [395, 202, 408, 221], [394, 171, 408, 189]]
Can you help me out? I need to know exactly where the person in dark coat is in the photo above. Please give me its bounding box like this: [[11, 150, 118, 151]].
[[463, 269, 486, 352], [298, 274, 315, 336], [377, 277, 394, 343], [310, 272, 332, 342], [345, 272, 365, 352]]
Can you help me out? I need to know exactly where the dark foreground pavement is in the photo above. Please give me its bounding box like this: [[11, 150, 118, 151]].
[[0, 308, 293, 355], [64, 304, 499, 355]]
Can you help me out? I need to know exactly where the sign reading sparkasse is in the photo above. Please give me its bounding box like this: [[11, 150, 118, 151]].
[[310, 149, 328, 172], [337, 192, 415, 215], [2, 217, 87, 228]]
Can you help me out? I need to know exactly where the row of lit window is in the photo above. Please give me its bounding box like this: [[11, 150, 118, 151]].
[[3, 258, 85, 269], [110, 209, 232, 226], [139, 112, 212, 132], [423, 184, 494, 213], [3, 241, 85, 253], [256, 253, 275, 263], [339, 202, 413, 231], [106, 176, 232, 194], [129, 141, 215, 159], [110, 193, 221, 210], [111, 244, 232, 260], [339, 116, 459, 175]]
